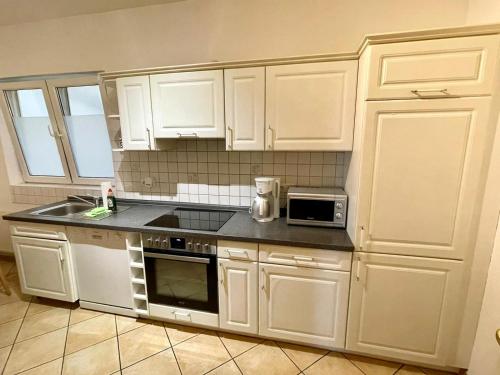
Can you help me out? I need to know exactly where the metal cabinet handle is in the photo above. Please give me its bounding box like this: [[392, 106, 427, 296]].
[[267, 125, 274, 149], [59, 248, 65, 263], [359, 226, 366, 250], [355, 256, 361, 281], [410, 89, 450, 97], [177, 132, 198, 138], [173, 311, 191, 318], [496, 329, 500, 346], [227, 128, 233, 149], [219, 262, 225, 285], [146, 128, 152, 150], [293, 255, 313, 262]]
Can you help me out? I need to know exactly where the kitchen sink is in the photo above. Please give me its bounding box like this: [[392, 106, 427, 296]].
[[32, 202, 93, 217]]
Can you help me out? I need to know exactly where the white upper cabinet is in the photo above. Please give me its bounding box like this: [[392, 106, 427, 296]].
[[356, 97, 491, 260], [12, 236, 77, 302], [366, 35, 500, 99], [347, 252, 463, 365], [265, 61, 357, 151], [259, 263, 349, 349], [218, 258, 258, 334], [116, 76, 154, 150], [224, 67, 265, 150], [150, 70, 225, 138]]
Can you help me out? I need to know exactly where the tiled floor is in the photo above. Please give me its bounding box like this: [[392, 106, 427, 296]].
[[0, 256, 455, 375]]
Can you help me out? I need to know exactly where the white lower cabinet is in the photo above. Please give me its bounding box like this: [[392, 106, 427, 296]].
[[218, 258, 258, 334], [259, 263, 350, 349], [12, 236, 77, 302], [346, 252, 463, 365]]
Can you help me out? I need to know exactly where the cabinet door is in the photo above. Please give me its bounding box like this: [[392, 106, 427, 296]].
[[12, 236, 77, 302], [116, 76, 153, 150], [357, 97, 491, 260], [347, 252, 463, 365], [218, 259, 258, 334], [224, 67, 265, 150], [366, 34, 500, 99], [151, 70, 224, 138], [259, 263, 349, 349], [265, 61, 357, 151]]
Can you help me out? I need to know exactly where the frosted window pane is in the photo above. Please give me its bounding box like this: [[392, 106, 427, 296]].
[[7, 89, 65, 177], [59, 85, 113, 178]]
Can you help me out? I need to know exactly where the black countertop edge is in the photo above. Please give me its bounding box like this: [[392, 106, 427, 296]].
[[2, 199, 354, 252]]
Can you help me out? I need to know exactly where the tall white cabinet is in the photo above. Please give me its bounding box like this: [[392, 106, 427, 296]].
[[345, 34, 500, 367]]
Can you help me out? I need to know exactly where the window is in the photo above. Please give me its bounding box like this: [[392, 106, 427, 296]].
[[0, 76, 114, 184]]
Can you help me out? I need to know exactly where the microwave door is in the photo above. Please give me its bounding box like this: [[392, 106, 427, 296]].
[[289, 198, 336, 222]]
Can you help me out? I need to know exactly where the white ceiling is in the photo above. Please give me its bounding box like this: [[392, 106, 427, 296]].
[[0, 0, 183, 26]]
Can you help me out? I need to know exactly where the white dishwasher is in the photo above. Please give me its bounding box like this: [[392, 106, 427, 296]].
[[68, 227, 134, 314]]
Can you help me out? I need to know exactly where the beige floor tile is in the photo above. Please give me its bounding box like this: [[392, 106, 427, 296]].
[[218, 332, 263, 357], [278, 342, 327, 371], [119, 322, 170, 368], [0, 258, 15, 275], [3, 327, 67, 375], [26, 297, 74, 316], [116, 315, 147, 334], [0, 301, 29, 324], [174, 331, 231, 375], [18, 358, 63, 375], [0, 273, 30, 306], [122, 349, 180, 375], [0, 318, 22, 348], [235, 340, 299, 375], [16, 307, 70, 342], [397, 365, 425, 374], [165, 322, 204, 346], [304, 352, 363, 375], [420, 368, 455, 375], [345, 353, 401, 375], [65, 313, 116, 354], [0, 345, 11, 373], [69, 307, 104, 325], [62, 337, 120, 375], [207, 360, 242, 374]]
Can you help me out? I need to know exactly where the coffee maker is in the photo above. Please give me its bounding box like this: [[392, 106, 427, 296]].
[[250, 177, 280, 222]]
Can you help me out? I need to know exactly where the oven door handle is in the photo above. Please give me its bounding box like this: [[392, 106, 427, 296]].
[[143, 251, 210, 264]]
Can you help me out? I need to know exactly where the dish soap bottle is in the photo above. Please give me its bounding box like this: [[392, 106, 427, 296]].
[[107, 188, 117, 212]]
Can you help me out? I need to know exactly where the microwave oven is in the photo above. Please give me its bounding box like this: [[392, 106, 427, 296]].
[[287, 187, 347, 228]]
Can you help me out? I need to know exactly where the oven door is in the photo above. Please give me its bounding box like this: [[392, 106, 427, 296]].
[[144, 249, 218, 314]]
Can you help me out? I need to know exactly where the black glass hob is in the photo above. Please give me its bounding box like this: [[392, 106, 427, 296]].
[[145, 207, 235, 232]]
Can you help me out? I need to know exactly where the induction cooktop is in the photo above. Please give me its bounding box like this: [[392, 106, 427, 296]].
[[145, 207, 235, 232]]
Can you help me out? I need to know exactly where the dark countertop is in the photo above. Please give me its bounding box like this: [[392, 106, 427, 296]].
[[3, 199, 354, 252]]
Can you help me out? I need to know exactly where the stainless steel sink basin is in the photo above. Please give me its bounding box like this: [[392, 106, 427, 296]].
[[32, 202, 93, 217]]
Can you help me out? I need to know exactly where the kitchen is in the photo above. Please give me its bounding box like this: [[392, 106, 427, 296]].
[[0, 1, 499, 375]]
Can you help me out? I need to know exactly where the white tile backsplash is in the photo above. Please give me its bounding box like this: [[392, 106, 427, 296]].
[[11, 140, 346, 207]]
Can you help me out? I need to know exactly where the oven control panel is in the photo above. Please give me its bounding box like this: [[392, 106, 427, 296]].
[[141, 232, 216, 255]]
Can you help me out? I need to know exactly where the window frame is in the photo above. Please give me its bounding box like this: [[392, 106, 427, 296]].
[[46, 76, 114, 185], [0, 80, 73, 184], [0, 76, 114, 185]]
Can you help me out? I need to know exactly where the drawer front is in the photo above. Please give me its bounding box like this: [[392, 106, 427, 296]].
[[10, 223, 67, 240], [259, 244, 352, 271], [149, 303, 219, 328], [218, 240, 258, 261], [367, 34, 500, 99], [67, 227, 126, 249]]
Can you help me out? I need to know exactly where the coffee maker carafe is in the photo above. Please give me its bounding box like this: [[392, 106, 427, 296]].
[[250, 177, 280, 222]]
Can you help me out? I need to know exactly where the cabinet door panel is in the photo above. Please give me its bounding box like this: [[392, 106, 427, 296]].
[[259, 263, 349, 348], [219, 259, 258, 334], [224, 67, 265, 150], [357, 97, 491, 259], [266, 61, 357, 151], [367, 35, 500, 99], [12, 236, 76, 302], [151, 70, 224, 138], [116, 76, 153, 150], [347, 252, 463, 365]]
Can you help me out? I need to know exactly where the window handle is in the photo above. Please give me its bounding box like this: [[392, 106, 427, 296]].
[[47, 125, 62, 138]]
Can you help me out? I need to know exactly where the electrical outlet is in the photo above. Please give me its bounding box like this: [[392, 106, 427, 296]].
[[142, 177, 154, 188]]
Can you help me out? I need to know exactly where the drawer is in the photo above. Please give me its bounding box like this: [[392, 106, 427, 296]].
[[10, 223, 67, 240], [218, 240, 258, 261], [366, 34, 500, 99], [149, 303, 219, 328], [67, 227, 126, 249], [259, 244, 352, 271]]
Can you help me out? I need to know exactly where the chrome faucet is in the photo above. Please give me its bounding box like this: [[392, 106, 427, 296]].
[[67, 195, 100, 207]]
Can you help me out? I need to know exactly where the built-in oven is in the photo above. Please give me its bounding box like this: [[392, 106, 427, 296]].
[[142, 233, 219, 314]]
